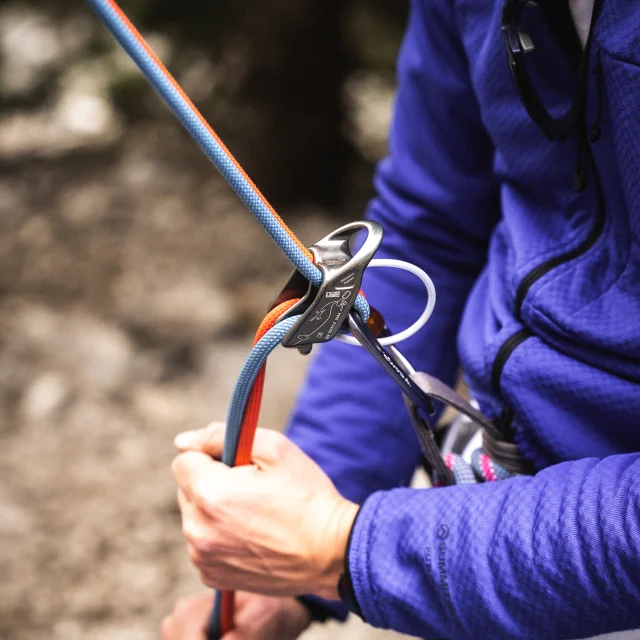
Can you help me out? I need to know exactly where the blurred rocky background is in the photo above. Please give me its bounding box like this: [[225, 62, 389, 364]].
[[0, 1, 412, 638]]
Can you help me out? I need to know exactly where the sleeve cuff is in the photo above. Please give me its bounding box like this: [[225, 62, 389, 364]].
[[337, 505, 364, 618], [346, 491, 387, 627], [296, 595, 349, 623]]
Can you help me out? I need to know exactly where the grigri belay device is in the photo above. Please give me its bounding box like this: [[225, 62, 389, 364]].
[[83, 1, 510, 636]]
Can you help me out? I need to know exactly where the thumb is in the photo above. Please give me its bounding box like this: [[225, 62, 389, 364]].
[[175, 422, 226, 457]]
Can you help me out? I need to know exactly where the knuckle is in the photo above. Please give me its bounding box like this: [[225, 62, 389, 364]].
[[187, 543, 199, 561], [189, 422, 224, 452], [181, 517, 196, 540], [170, 455, 182, 477], [171, 452, 193, 479], [192, 482, 220, 516], [174, 596, 190, 616], [203, 421, 224, 439], [185, 528, 218, 556], [181, 520, 202, 544], [193, 483, 225, 521], [187, 544, 206, 568]]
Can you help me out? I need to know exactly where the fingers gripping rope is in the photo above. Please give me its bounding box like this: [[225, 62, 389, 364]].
[[83, 0, 369, 322], [209, 261, 437, 636], [209, 301, 301, 639]]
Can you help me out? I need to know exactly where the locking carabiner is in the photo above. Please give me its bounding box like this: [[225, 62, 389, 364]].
[[347, 312, 455, 485]]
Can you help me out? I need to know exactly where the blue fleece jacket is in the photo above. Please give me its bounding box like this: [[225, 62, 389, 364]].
[[287, 1, 640, 638]]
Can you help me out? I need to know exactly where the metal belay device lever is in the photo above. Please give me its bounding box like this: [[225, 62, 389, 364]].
[[271, 220, 384, 352]]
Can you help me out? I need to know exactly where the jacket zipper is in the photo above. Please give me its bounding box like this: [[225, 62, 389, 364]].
[[488, 5, 609, 441], [513, 168, 606, 314], [491, 145, 606, 402], [491, 329, 531, 394], [489, 0, 608, 408]]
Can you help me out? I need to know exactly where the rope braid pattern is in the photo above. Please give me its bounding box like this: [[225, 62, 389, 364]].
[[83, 0, 369, 322], [442, 451, 515, 485], [213, 299, 301, 638]]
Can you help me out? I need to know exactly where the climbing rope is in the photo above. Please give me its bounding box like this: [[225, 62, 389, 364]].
[[83, 0, 369, 322], [442, 451, 515, 485], [210, 299, 302, 639]]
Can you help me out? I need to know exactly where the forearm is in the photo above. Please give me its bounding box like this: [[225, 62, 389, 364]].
[[349, 453, 640, 639]]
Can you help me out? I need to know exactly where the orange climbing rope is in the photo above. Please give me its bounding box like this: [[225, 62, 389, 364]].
[[218, 297, 301, 635]]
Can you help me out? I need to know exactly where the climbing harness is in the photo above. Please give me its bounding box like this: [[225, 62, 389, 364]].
[[83, 1, 528, 637]]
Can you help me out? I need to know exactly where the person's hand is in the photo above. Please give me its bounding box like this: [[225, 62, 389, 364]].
[[161, 591, 312, 640], [171, 423, 358, 599]]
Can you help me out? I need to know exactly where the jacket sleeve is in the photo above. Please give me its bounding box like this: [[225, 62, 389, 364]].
[[286, 0, 499, 501], [350, 453, 640, 639]]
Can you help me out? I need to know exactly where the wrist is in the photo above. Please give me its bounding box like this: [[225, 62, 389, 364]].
[[314, 498, 359, 599]]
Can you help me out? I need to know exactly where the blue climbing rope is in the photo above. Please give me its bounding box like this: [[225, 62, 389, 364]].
[[83, 0, 370, 321], [222, 316, 299, 466]]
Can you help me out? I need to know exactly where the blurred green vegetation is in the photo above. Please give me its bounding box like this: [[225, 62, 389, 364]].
[[0, 0, 408, 206]]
